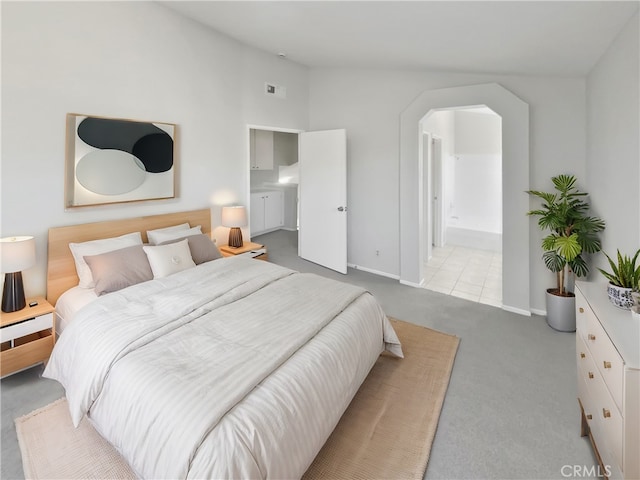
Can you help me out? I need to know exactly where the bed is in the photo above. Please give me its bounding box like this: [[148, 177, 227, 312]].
[[43, 209, 403, 479]]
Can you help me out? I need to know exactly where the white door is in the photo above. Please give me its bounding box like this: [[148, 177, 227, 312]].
[[299, 129, 347, 274]]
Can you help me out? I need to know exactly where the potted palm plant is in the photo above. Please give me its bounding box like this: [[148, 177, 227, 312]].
[[598, 249, 640, 309], [527, 174, 605, 331]]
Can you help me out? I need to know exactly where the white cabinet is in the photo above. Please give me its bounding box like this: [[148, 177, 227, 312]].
[[575, 282, 639, 480], [250, 130, 274, 170], [250, 191, 284, 235]]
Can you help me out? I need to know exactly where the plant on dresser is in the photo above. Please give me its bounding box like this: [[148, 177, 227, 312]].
[[575, 281, 639, 480], [598, 249, 640, 310]]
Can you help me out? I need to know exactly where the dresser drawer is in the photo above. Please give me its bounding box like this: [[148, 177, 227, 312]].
[[577, 331, 623, 471], [577, 336, 597, 428], [0, 331, 53, 377], [577, 302, 624, 412], [0, 313, 53, 343], [577, 334, 599, 388], [591, 365, 623, 471]]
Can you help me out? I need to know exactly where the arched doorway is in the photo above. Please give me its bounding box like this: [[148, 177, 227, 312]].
[[421, 106, 503, 307], [399, 83, 531, 315]]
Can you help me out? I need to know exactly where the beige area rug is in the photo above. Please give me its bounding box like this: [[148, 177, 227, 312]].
[[16, 319, 459, 480]]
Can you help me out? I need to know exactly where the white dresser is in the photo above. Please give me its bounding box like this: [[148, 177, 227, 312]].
[[575, 282, 639, 480]]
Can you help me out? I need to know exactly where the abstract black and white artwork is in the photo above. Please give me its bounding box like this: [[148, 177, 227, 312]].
[[65, 114, 176, 207]]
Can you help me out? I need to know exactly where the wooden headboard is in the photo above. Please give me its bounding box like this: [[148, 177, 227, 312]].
[[47, 209, 211, 305]]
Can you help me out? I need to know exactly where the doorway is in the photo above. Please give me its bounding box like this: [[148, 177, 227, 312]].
[[399, 83, 530, 315], [421, 106, 503, 306], [247, 125, 348, 274], [248, 126, 301, 239]]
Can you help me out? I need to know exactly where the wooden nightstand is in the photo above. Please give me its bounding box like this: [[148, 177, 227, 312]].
[[219, 241, 268, 261], [0, 296, 55, 377]]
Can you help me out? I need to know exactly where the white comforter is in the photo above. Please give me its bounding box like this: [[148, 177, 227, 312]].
[[44, 257, 402, 479]]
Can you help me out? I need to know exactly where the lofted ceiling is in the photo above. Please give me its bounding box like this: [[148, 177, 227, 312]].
[[160, 1, 639, 76]]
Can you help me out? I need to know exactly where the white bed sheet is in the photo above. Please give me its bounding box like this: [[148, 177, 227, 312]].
[[45, 257, 402, 479], [54, 286, 98, 334]]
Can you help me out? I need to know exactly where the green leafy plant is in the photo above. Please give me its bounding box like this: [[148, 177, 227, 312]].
[[527, 174, 605, 296], [598, 249, 640, 290]]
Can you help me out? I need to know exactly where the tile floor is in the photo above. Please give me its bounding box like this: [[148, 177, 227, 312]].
[[423, 245, 502, 307]]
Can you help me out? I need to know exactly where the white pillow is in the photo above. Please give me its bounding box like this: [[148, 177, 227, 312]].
[[146, 223, 190, 245], [149, 225, 202, 245], [143, 239, 196, 278], [69, 232, 143, 288]]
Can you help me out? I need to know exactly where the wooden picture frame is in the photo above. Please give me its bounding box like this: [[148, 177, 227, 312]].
[[65, 113, 177, 208]]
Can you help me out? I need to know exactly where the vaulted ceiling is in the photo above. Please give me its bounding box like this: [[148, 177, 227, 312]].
[[161, 1, 638, 76]]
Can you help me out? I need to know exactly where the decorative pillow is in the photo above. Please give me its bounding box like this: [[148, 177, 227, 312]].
[[143, 239, 196, 278], [158, 233, 222, 265], [84, 245, 153, 296], [69, 232, 143, 288], [149, 225, 202, 245], [146, 223, 190, 245]]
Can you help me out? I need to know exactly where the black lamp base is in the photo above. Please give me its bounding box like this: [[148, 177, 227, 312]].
[[228, 227, 243, 248], [2, 272, 26, 313]]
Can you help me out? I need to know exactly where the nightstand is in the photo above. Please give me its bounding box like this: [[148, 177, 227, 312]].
[[219, 241, 268, 261], [0, 296, 55, 377]]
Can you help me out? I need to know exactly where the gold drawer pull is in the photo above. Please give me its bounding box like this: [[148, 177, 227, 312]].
[[579, 307, 584, 313], [602, 408, 611, 418], [603, 361, 612, 369], [580, 352, 586, 358], [588, 334, 596, 341], [586, 414, 593, 420], [588, 372, 594, 379]]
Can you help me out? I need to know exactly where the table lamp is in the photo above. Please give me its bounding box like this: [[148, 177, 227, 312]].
[[221, 206, 247, 248], [1, 236, 36, 313]]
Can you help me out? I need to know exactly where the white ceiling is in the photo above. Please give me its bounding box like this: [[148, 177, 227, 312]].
[[161, 1, 638, 76]]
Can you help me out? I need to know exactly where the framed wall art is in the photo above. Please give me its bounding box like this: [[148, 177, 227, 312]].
[[65, 113, 177, 208]]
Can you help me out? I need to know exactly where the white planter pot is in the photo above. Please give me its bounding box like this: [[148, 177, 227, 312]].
[[606, 283, 634, 310], [545, 288, 576, 332]]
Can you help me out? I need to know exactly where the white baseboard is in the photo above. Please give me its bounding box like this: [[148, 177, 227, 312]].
[[399, 279, 425, 288], [502, 304, 532, 317], [530, 308, 546, 316], [347, 263, 400, 280]]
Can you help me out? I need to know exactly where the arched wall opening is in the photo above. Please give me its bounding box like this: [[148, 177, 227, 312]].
[[399, 83, 531, 315], [421, 106, 503, 306]]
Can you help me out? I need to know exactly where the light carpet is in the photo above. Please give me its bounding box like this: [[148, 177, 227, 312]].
[[15, 319, 459, 479]]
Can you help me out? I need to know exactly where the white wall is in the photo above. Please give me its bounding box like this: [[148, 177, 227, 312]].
[[454, 110, 502, 155], [451, 111, 502, 234], [3, 1, 632, 313], [310, 69, 585, 312], [422, 110, 502, 237], [449, 155, 502, 233], [1, 1, 309, 298], [586, 11, 640, 275]]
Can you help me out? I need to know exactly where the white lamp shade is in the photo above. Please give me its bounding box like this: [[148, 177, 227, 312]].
[[221, 206, 247, 228], [0, 236, 36, 273]]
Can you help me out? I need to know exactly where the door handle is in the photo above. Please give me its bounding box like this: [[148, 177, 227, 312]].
[[337, 206, 347, 212]]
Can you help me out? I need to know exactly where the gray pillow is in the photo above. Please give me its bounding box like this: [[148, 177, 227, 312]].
[[84, 245, 153, 296], [158, 233, 222, 265]]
